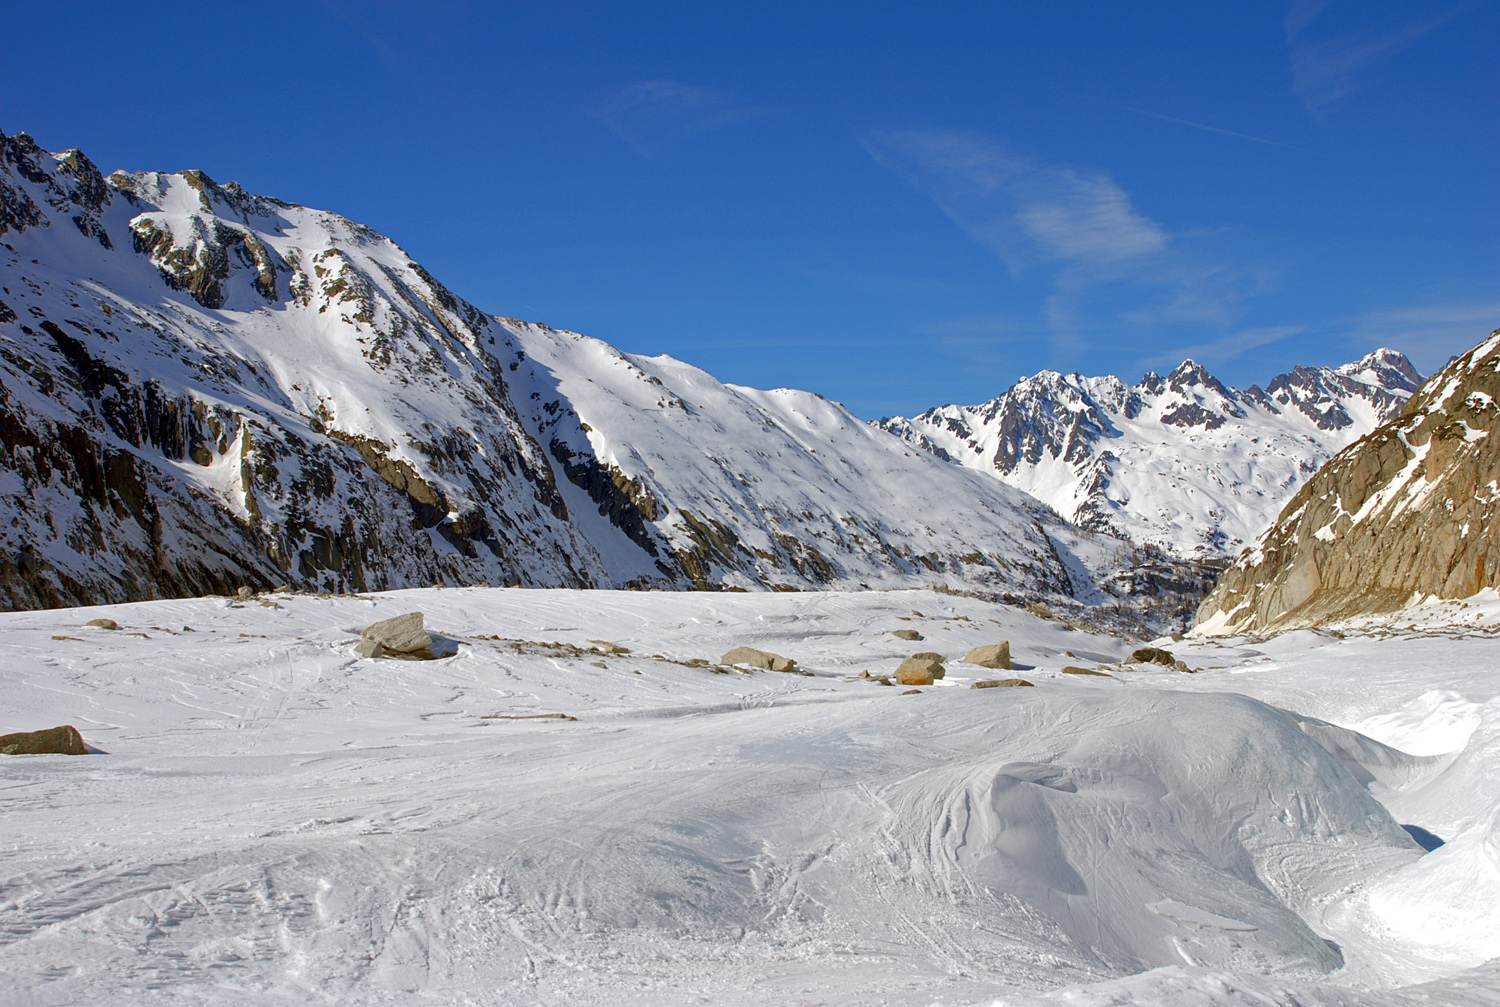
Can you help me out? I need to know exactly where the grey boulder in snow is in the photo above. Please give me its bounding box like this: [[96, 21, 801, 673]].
[[356, 611, 446, 660]]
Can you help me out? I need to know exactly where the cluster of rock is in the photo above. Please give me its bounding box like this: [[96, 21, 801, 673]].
[[1124, 646, 1193, 672], [719, 646, 799, 673], [884, 640, 1015, 686]]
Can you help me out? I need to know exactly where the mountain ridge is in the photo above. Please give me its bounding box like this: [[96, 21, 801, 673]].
[[0, 129, 1083, 609], [878, 349, 1422, 559]]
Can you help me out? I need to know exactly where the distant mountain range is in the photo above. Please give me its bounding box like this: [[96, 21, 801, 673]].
[[878, 350, 1422, 559], [0, 127, 1433, 625]]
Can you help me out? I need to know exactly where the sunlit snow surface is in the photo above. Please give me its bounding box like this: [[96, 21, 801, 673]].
[[2, 588, 1498, 1006]]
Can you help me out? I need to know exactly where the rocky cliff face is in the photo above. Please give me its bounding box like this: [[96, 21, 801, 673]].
[[1194, 330, 1500, 635], [0, 129, 1081, 608], [879, 353, 1422, 560]]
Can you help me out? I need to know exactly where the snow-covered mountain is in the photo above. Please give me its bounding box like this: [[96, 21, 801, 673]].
[[0, 129, 1079, 607], [878, 352, 1422, 559]]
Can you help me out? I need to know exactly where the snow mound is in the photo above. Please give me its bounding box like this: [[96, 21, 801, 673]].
[[1, 588, 1478, 1006]]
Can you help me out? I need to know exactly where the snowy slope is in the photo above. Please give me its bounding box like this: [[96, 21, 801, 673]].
[[499, 319, 1071, 593], [879, 354, 1422, 559], [2, 587, 1498, 1006], [0, 129, 615, 603], [0, 128, 1078, 606]]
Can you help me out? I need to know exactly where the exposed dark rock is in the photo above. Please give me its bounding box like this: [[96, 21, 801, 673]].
[[970, 678, 1034, 689], [0, 724, 88, 755]]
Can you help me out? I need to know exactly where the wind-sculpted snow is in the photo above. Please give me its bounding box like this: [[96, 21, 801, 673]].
[[1195, 329, 1500, 635], [0, 128, 1078, 607], [879, 352, 1421, 560], [2, 588, 1498, 1006]]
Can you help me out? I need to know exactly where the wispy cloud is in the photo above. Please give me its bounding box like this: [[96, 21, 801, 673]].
[[1135, 325, 1305, 372], [593, 80, 769, 156], [1124, 107, 1314, 153], [1287, 5, 1465, 114], [1284, 0, 1336, 40], [1346, 299, 1500, 372], [863, 130, 1167, 273], [865, 130, 1258, 363]]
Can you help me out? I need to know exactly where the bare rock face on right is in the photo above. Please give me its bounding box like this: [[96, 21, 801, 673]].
[[963, 642, 1011, 670], [1196, 329, 1500, 635], [1, 724, 88, 755]]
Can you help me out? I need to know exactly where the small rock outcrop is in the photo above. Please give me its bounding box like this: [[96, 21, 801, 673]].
[[357, 612, 447, 660], [1196, 330, 1500, 635], [1, 724, 88, 755], [892, 629, 922, 641], [971, 679, 1034, 689], [720, 646, 797, 673], [962, 642, 1012, 670], [1062, 666, 1111, 677], [896, 666, 936, 686], [85, 618, 118, 630], [1126, 647, 1177, 667]]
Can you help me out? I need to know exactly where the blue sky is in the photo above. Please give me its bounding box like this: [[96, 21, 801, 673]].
[[5, 1, 1497, 417]]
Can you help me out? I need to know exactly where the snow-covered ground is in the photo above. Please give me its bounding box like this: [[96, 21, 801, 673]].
[[2, 587, 1497, 1006]]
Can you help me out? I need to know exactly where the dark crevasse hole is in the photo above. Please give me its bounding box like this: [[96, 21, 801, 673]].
[[1402, 825, 1446, 852]]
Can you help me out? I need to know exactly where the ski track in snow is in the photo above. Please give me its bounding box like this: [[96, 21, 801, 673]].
[[1, 587, 1498, 1006]]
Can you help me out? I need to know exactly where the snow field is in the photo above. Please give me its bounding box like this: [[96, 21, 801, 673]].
[[0, 588, 1496, 1006]]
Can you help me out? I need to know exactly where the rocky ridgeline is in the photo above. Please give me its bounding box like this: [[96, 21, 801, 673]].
[[0, 129, 1081, 609], [879, 353, 1422, 559], [1195, 329, 1500, 635]]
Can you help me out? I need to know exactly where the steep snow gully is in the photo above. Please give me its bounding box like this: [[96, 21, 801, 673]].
[[3, 588, 1498, 1006]]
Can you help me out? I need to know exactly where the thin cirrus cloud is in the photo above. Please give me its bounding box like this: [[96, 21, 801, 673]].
[[1135, 326, 1306, 373], [862, 129, 1168, 273], [863, 129, 1258, 363], [1286, 3, 1466, 114], [593, 80, 769, 155], [1124, 107, 1314, 153]]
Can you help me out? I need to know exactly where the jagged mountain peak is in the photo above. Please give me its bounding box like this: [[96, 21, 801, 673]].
[[879, 351, 1424, 559], [1336, 347, 1422, 390]]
